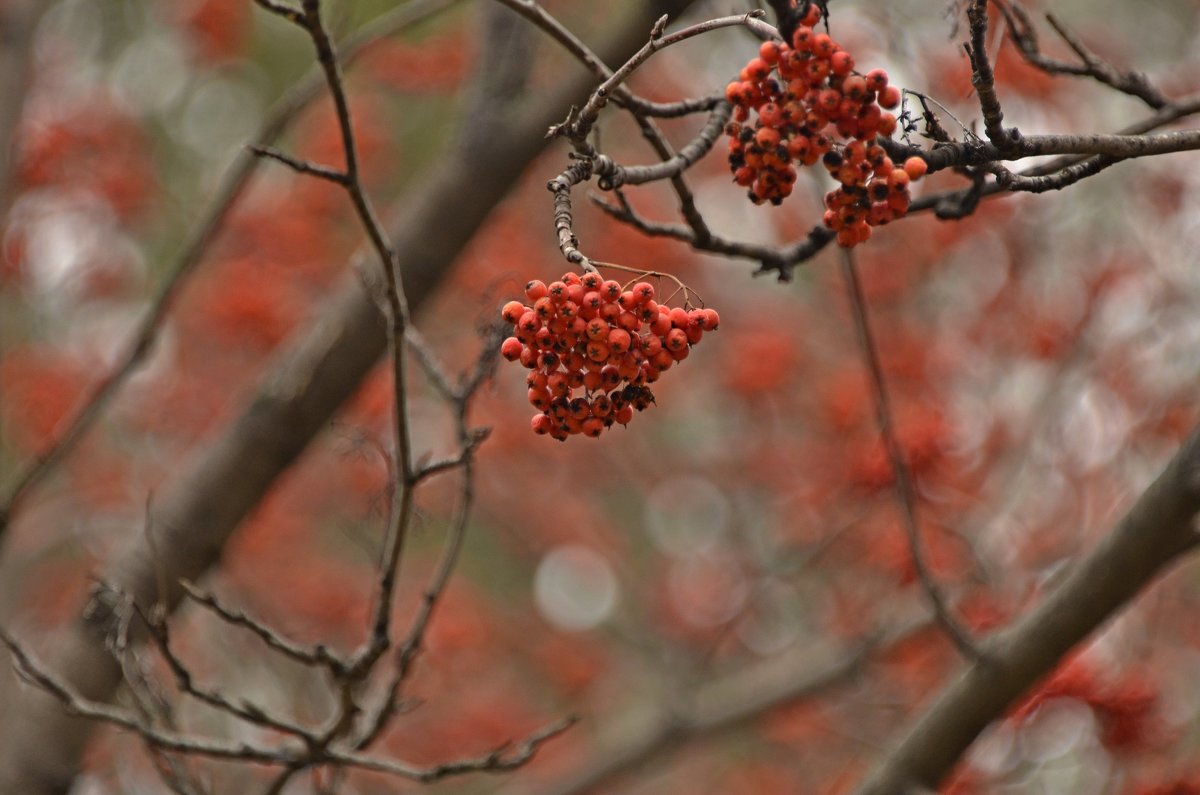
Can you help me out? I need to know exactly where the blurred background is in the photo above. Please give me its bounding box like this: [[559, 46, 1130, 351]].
[[4, 0, 1200, 793]]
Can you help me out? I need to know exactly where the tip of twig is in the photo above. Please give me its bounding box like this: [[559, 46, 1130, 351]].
[[650, 14, 669, 39]]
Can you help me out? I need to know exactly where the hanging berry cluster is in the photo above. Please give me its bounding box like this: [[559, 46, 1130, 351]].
[[723, 5, 928, 247], [500, 271, 720, 440]]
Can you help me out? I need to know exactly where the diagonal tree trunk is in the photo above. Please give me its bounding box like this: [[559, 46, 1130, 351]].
[[854, 425, 1200, 795]]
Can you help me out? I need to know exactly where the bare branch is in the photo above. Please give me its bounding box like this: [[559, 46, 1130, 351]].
[[500, 639, 878, 795], [593, 102, 732, 189], [180, 582, 345, 673], [839, 252, 982, 661], [854, 426, 1200, 795], [964, 0, 1015, 149], [248, 144, 348, 184], [996, 1, 1167, 109], [566, 11, 776, 143]]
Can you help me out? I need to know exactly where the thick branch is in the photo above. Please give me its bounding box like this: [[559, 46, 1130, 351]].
[[854, 425, 1200, 795]]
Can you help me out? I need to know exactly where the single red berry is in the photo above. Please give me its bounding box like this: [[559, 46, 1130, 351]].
[[617, 311, 640, 332], [525, 280, 548, 302], [586, 341, 611, 362], [878, 85, 901, 109], [518, 311, 540, 334], [903, 156, 928, 180], [591, 394, 613, 418], [830, 50, 854, 76], [865, 68, 889, 92], [501, 337, 523, 361], [585, 317, 609, 341], [600, 365, 622, 390], [531, 414, 552, 435], [759, 41, 783, 65], [547, 281, 568, 303], [608, 328, 632, 355], [650, 311, 672, 337], [501, 301, 526, 324], [533, 297, 556, 319], [665, 327, 688, 351]]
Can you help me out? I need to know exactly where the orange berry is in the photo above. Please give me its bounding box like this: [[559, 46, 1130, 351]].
[[879, 85, 901, 109], [759, 41, 783, 65], [903, 156, 928, 180], [632, 282, 655, 303], [607, 328, 632, 355], [501, 337, 523, 361], [525, 280, 547, 301], [842, 75, 867, 101], [758, 102, 784, 127], [865, 69, 889, 92], [665, 327, 689, 351], [585, 341, 610, 362], [755, 126, 781, 149], [501, 301, 526, 324], [830, 50, 854, 75]]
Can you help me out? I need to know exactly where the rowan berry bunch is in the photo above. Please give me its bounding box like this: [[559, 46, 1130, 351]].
[[500, 270, 720, 441], [723, 5, 928, 247]]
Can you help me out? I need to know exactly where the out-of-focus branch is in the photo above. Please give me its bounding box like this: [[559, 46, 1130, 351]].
[[0, 0, 46, 218], [1, 627, 572, 783], [996, 1, 1167, 109], [494, 640, 876, 795], [839, 252, 982, 661], [854, 425, 1200, 795], [0, 0, 464, 544]]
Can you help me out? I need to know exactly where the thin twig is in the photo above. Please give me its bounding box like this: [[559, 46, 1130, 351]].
[[839, 250, 983, 661], [253, 0, 417, 686], [995, 0, 1167, 109], [180, 581, 346, 673], [248, 144, 348, 184], [566, 11, 776, 142]]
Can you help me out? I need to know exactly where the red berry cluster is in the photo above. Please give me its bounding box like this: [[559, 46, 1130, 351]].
[[723, 7, 928, 246], [500, 271, 720, 440]]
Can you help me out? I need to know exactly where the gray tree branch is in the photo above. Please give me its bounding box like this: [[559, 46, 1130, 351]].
[[854, 425, 1200, 794]]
